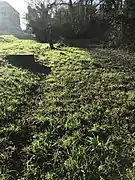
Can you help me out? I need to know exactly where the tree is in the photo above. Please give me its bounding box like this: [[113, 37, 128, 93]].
[[26, 0, 55, 49], [26, 0, 105, 41], [25, 0, 135, 48], [123, 0, 135, 47]]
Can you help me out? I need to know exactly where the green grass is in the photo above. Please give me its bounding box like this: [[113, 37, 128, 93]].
[[0, 35, 135, 180]]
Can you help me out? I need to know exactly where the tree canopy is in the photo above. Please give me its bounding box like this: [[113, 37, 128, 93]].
[[25, 0, 135, 48]]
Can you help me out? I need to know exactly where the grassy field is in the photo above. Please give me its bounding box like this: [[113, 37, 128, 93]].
[[0, 35, 135, 180]]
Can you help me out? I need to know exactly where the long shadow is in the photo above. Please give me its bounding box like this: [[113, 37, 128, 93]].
[[6, 55, 51, 75]]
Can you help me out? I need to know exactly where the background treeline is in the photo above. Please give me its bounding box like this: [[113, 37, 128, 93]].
[[26, 0, 135, 48]]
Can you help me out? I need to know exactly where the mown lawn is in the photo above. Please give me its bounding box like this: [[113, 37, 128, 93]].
[[0, 35, 135, 180]]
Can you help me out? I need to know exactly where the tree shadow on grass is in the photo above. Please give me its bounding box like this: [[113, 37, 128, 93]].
[[6, 55, 51, 75]]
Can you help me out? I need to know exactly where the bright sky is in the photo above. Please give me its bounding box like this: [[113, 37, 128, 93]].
[[0, 0, 28, 29]]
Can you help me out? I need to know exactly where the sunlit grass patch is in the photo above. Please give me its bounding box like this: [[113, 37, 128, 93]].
[[0, 35, 135, 179]]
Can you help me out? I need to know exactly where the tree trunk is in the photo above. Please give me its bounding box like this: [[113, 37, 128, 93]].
[[48, 23, 55, 49], [49, 40, 55, 49]]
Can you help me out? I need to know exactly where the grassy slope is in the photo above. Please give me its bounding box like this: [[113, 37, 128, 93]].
[[0, 35, 135, 180]]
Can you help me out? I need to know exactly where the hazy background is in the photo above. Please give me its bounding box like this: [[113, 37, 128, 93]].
[[0, 0, 28, 29]]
